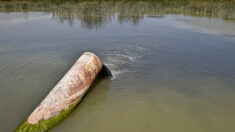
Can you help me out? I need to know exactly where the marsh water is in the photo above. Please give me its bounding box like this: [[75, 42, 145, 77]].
[[0, 0, 235, 132]]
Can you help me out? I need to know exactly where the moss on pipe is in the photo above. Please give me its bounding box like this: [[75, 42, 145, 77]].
[[15, 100, 79, 132]]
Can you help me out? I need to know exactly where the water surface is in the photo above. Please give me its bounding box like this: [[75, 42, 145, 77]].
[[0, 1, 235, 132]]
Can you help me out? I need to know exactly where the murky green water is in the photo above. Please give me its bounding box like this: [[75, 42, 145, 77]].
[[0, 0, 235, 132]]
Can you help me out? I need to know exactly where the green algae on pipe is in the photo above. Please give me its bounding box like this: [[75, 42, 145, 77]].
[[15, 52, 103, 132]]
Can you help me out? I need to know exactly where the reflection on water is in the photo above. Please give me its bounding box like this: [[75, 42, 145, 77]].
[[0, 0, 235, 132], [169, 15, 235, 36], [0, 0, 235, 28]]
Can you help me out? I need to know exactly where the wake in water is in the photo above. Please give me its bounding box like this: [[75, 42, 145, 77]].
[[102, 45, 149, 79]]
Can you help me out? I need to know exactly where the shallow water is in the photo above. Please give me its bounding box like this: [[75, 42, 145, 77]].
[[0, 1, 235, 132]]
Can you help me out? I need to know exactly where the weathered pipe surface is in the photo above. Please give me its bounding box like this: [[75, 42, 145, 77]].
[[15, 52, 103, 132]]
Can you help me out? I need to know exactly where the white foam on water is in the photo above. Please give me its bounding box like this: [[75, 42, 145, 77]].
[[104, 63, 115, 67], [104, 53, 138, 62], [109, 69, 129, 80], [102, 45, 150, 80], [103, 62, 127, 79]]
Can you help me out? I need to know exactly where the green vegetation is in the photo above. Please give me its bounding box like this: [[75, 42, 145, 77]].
[[0, 0, 235, 20], [0, 0, 234, 27], [15, 100, 80, 132], [1, 0, 234, 131]]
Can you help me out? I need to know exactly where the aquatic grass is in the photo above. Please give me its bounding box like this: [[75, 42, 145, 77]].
[[1, 0, 234, 28], [0, 0, 234, 20]]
